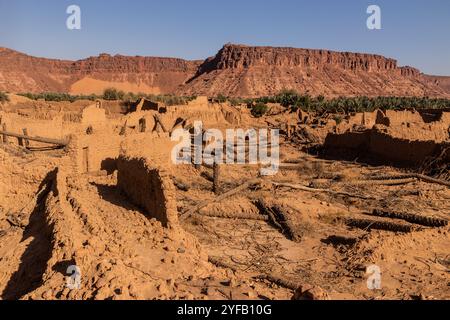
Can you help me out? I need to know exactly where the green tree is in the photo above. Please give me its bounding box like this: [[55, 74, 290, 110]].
[[251, 102, 269, 118], [0, 91, 9, 103], [103, 88, 120, 100]]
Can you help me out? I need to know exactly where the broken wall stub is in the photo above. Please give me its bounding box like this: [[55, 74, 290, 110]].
[[81, 103, 107, 128], [187, 96, 208, 107], [66, 133, 124, 174], [65, 129, 176, 174], [116, 156, 179, 229]]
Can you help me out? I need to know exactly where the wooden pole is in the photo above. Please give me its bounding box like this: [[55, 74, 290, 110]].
[[2, 124, 8, 144], [192, 134, 202, 170], [22, 126, 30, 147], [139, 118, 146, 133], [181, 178, 261, 221], [154, 114, 167, 133]]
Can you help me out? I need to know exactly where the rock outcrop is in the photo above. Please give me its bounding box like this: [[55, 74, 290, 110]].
[[181, 44, 449, 97], [0, 47, 201, 94], [1, 44, 449, 98]]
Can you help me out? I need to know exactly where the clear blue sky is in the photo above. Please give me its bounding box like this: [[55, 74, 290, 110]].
[[0, 0, 449, 75]]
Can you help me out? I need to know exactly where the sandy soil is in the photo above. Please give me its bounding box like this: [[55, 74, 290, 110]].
[[0, 98, 448, 300]]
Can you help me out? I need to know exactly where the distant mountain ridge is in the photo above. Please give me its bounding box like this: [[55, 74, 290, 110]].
[[0, 44, 449, 98]]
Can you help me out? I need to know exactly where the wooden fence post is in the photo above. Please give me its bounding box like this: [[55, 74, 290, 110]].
[[22, 129, 30, 148], [2, 124, 7, 144], [139, 118, 146, 133]]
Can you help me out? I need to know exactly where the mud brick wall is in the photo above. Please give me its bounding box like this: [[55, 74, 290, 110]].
[[66, 133, 123, 174], [324, 131, 370, 150], [369, 130, 442, 165], [324, 129, 449, 166], [66, 131, 176, 174], [0, 112, 81, 147], [116, 156, 179, 228]]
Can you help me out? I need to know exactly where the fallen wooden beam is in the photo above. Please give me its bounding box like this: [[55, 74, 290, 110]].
[[272, 182, 377, 200], [363, 173, 450, 188], [180, 178, 261, 221], [0, 130, 68, 146]]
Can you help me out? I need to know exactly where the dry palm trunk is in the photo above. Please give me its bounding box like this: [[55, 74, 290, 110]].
[[199, 211, 269, 221], [369, 209, 448, 227], [171, 177, 189, 191], [345, 217, 420, 233], [346, 178, 416, 186], [254, 199, 301, 242]]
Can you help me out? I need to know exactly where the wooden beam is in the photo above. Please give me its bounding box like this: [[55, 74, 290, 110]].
[[0, 130, 68, 146]]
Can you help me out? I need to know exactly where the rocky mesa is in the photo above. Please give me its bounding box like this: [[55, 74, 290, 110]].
[[180, 44, 450, 97], [0, 47, 201, 95], [0, 44, 449, 98]]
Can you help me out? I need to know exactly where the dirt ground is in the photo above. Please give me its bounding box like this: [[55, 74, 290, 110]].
[[0, 97, 449, 300]]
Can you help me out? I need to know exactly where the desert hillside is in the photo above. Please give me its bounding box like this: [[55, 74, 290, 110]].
[[0, 47, 201, 95], [1, 44, 449, 98], [181, 44, 450, 98]]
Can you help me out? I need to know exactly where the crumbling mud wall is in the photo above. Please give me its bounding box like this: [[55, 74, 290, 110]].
[[325, 109, 450, 166], [380, 110, 424, 126], [117, 156, 179, 229], [80, 104, 106, 127], [66, 131, 177, 174], [66, 133, 124, 174], [0, 112, 79, 143], [123, 101, 238, 132], [324, 127, 450, 166], [37, 168, 84, 287], [369, 129, 449, 164], [1, 168, 84, 300], [336, 111, 379, 132]]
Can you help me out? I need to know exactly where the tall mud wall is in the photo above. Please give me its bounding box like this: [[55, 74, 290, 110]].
[[116, 156, 179, 229]]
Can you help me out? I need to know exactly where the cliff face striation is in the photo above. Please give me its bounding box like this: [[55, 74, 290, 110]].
[[180, 44, 449, 97], [0, 47, 201, 94], [0, 44, 449, 98]]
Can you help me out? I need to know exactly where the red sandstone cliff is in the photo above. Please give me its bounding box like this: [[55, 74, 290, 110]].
[[0, 47, 201, 94], [0, 44, 449, 98], [180, 44, 449, 97]]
